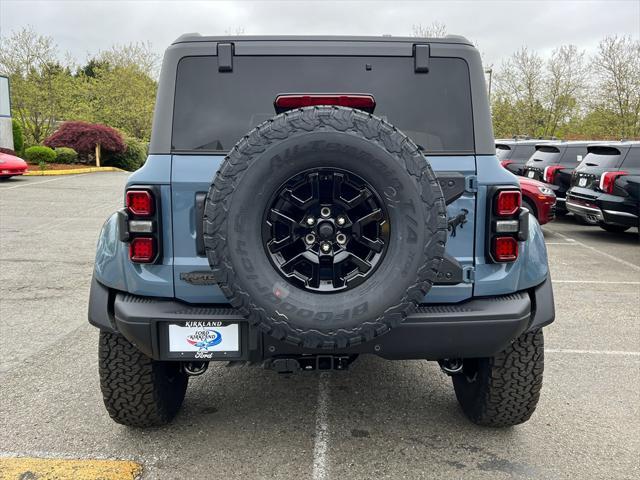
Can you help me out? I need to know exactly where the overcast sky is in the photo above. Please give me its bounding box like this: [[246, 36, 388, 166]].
[[1, 0, 638, 68]]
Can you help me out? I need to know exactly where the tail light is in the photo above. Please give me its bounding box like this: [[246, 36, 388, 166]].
[[123, 187, 160, 263], [599, 171, 627, 194], [499, 160, 514, 169], [495, 190, 521, 216], [493, 236, 518, 262], [126, 190, 154, 216], [274, 94, 376, 113], [543, 165, 563, 183], [488, 188, 525, 263], [129, 237, 156, 263]]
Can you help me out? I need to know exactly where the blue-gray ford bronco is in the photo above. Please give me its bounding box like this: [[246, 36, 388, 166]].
[[89, 35, 555, 428]]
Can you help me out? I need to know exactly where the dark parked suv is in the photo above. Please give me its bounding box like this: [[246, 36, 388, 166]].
[[566, 142, 640, 233], [88, 34, 554, 429], [522, 141, 590, 215], [496, 138, 552, 176]]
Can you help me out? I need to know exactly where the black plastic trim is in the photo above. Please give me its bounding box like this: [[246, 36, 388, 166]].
[[108, 289, 535, 361], [527, 275, 555, 331], [195, 192, 207, 255], [437, 171, 466, 205], [87, 275, 117, 332]]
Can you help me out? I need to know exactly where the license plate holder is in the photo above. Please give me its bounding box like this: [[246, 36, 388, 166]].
[[162, 321, 243, 360]]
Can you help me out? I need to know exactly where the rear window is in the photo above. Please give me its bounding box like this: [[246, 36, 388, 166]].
[[582, 146, 625, 168], [529, 145, 562, 165], [172, 56, 475, 154], [496, 144, 512, 159]]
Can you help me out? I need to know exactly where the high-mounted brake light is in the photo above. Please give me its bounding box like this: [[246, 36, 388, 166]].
[[496, 190, 521, 216], [543, 165, 563, 184], [129, 237, 156, 263], [274, 94, 376, 113], [599, 171, 627, 194], [493, 236, 518, 262], [126, 190, 154, 216]]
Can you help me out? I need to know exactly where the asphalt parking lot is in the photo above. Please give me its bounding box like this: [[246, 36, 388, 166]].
[[0, 172, 638, 480]]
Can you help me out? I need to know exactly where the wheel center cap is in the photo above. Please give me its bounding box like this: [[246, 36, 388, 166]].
[[317, 222, 335, 239]]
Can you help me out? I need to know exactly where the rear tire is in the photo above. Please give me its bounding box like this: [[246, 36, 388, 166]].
[[452, 329, 544, 427], [599, 223, 630, 233], [98, 331, 188, 427]]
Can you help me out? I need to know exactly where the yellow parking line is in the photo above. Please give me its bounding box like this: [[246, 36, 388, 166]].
[[0, 457, 142, 480]]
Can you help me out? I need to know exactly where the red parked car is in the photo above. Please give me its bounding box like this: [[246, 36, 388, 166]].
[[0, 152, 28, 179], [519, 177, 556, 225]]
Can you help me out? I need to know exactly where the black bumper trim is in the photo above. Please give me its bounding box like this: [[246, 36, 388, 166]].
[[106, 285, 552, 361]]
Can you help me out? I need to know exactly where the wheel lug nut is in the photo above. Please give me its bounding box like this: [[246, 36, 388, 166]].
[[320, 242, 331, 253], [320, 207, 331, 218], [336, 216, 346, 226], [306, 216, 315, 226], [336, 233, 347, 245], [305, 233, 316, 245]]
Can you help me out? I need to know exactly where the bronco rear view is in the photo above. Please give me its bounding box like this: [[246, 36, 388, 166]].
[[89, 35, 554, 428]]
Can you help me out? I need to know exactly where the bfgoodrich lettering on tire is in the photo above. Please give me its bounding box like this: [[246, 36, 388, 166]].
[[203, 106, 447, 349]]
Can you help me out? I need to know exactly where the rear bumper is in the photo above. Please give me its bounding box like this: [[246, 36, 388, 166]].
[[89, 275, 555, 361], [567, 193, 638, 227]]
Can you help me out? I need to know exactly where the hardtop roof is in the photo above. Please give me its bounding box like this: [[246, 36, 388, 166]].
[[172, 34, 473, 45]]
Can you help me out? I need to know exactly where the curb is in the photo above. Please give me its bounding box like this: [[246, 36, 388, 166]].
[[24, 166, 126, 176]]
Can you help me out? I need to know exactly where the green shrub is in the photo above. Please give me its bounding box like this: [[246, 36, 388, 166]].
[[12, 120, 24, 155], [105, 136, 147, 171], [25, 146, 57, 163], [54, 147, 78, 164]]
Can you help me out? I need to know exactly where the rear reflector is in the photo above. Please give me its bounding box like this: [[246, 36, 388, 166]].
[[493, 236, 518, 262], [599, 171, 627, 194], [274, 94, 376, 113], [126, 190, 154, 216], [496, 190, 521, 216], [129, 237, 156, 263]]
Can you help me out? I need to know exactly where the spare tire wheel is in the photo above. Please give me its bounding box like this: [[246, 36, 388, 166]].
[[203, 106, 447, 349]]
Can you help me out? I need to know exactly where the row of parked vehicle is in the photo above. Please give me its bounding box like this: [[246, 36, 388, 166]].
[[496, 138, 640, 233]]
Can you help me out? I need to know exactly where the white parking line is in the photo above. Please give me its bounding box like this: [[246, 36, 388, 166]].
[[0, 175, 88, 190], [554, 280, 640, 285], [547, 230, 640, 272], [546, 348, 640, 356], [312, 373, 330, 480], [545, 242, 580, 245]]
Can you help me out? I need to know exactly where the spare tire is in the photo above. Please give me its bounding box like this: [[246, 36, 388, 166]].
[[203, 106, 447, 349]]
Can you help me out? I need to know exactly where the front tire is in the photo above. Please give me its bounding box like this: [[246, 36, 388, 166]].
[[452, 330, 544, 427], [98, 331, 188, 427]]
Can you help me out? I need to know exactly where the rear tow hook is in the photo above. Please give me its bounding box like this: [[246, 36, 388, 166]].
[[438, 358, 464, 375]]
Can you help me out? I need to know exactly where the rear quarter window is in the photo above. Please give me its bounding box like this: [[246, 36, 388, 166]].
[[560, 146, 588, 166], [172, 55, 475, 154], [621, 148, 640, 169]]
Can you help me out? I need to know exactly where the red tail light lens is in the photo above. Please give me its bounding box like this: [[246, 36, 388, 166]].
[[500, 160, 514, 168], [599, 171, 627, 194], [275, 94, 376, 113], [496, 190, 521, 216], [543, 165, 563, 183], [129, 237, 156, 263], [493, 236, 518, 262], [126, 190, 154, 216]]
